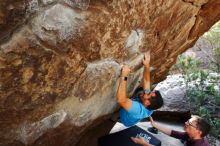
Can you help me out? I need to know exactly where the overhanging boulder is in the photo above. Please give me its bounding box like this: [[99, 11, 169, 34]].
[[0, 0, 220, 145]]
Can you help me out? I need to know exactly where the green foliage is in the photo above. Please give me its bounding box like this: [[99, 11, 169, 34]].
[[175, 55, 220, 138], [213, 94, 220, 106], [172, 21, 220, 139], [198, 106, 210, 118], [198, 107, 220, 138], [177, 56, 202, 75], [210, 118, 220, 137], [206, 84, 216, 95], [204, 21, 220, 72], [188, 89, 206, 106]]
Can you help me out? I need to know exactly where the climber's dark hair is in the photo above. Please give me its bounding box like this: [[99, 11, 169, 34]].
[[148, 90, 163, 110]]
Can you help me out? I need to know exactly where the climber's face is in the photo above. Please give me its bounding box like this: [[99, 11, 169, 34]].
[[140, 92, 156, 107]]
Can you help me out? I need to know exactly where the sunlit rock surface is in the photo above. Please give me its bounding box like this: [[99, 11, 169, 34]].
[[0, 0, 220, 145], [155, 74, 190, 112]]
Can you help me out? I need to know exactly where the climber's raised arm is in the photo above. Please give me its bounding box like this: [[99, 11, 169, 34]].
[[116, 65, 132, 111], [143, 51, 151, 91]]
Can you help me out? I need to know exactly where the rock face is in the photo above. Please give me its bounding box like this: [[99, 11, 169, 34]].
[[155, 74, 190, 113], [0, 0, 220, 145]]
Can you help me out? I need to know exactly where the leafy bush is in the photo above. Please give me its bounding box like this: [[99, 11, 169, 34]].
[[204, 21, 220, 72], [175, 55, 220, 139], [213, 94, 220, 106], [171, 21, 220, 141]]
